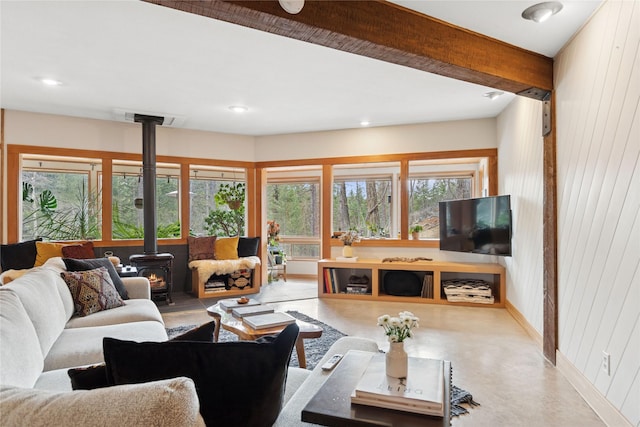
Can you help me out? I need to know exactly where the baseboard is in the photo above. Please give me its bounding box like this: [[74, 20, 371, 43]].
[[505, 299, 543, 349], [556, 351, 632, 427]]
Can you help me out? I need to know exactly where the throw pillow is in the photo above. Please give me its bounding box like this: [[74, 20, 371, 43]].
[[103, 323, 299, 427], [214, 236, 239, 260], [0, 238, 42, 271], [34, 241, 68, 267], [61, 267, 125, 317], [68, 321, 218, 390], [63, 258, 129, 299], [238, 237, 260, 257], [61, 241, 95, 259], [0, 378, 203, 427], [187, 236, 216, 261]]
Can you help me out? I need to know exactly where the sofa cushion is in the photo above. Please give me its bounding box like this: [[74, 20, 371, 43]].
[[61, 241, 95, 259], [214, 236, 239, 260], [67, 321, 218, 390], [60, 267, 125, 317], [0, 238, 42, 271], [43, 320, 168, 371], [104, 323, 299, 427], [187, 236, 216, 261], [0, 289, 45, 388], [2, 268, 71, 358], [63, 258, 129, 299], [35, 241, 69, 266], [238, 237, 260, 257], [0, 377, 205, 427], [65, 299, 163, 328]]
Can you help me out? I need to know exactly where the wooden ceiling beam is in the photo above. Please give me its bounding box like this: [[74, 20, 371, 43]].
[[145, 0, 553, 98]]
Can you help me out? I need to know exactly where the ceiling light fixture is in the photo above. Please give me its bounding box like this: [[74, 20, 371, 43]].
[[278, 0, 304, 14], [360, 120, 370, 127], [522, 2, 563, 23], [483, 91, 504, 101], [40, 78, 62, 86], [228, 105, 248, 113]]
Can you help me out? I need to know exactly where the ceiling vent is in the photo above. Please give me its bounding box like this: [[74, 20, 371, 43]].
[[113, 108, 185, 127]]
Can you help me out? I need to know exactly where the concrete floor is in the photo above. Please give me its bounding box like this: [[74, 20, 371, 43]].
[[159, 279, 604, 427]]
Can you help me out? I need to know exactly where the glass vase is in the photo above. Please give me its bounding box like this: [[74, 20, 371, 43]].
[[385, 341, 408, 378]]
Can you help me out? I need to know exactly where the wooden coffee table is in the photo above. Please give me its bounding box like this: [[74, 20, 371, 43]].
[[206, 303, 323, 368]]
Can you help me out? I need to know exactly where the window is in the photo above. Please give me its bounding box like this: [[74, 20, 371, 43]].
[[333, 163, 399, 238], [112, 161, 181, 239], [266, 166, 321, 260], [408, 159, 481, 239], [189, 166, 246, 237], [21, 155, 102, 241]]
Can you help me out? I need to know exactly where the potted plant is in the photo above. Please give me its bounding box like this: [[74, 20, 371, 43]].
[[214, 182, 245, 210], [410, 224, 423, 240]]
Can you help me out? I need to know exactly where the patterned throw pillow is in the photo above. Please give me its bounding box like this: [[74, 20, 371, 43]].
[[187, 236, 217, 262], [61, 267, 125, 316], [61, 241, 95, 259]]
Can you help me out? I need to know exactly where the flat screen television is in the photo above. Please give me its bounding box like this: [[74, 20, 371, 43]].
[[439, 195, 512, 256]]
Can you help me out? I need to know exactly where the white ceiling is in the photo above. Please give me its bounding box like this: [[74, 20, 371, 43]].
[[0, 0, 601, 136]]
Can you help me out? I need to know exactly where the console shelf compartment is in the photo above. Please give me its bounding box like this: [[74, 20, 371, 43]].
[[317, 258, 505, 308]]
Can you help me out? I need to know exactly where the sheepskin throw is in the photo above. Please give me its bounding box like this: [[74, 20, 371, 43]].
[[189, 257, 261, 283]]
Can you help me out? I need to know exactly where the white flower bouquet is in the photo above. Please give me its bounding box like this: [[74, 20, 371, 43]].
[[377, 311, 419, 342]]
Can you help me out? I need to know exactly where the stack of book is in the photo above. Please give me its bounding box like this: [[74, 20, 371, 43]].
[[242, 312, 296, 330], [218, 298, 261, 311], [204, 279, 227, 294], [231, 304, 275, 318], [350, 354, 445, 417]]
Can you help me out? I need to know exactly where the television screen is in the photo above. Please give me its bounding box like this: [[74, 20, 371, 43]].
[[439, 195, 512, 256]]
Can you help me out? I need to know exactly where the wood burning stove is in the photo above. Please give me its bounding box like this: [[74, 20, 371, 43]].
[[130, 253, 174, 304], [128, 114, 174, 305]]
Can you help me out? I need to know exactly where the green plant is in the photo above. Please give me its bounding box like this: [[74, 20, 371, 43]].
[[22, 182, 101, 240], [214, 182, 245, 210], [410, 224, 424, 233], [204, 182, 246, 237]]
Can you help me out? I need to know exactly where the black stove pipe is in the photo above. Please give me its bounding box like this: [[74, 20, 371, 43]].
[[134, 114, 164, 255]]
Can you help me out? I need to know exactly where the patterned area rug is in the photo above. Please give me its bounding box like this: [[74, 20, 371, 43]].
[[166, 310, 347, 370]]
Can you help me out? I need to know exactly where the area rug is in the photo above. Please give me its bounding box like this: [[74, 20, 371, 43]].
[[166, 310, 347, 370]]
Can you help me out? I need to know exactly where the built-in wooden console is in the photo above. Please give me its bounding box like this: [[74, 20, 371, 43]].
[[318, 258, 505, 308]]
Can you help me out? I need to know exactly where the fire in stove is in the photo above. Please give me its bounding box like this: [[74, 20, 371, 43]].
[[146, 273, 166, 289]]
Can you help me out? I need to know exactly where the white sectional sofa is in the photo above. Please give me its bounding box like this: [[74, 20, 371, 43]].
[[0, 257, 204, 426], [0, 256, 379, 426]]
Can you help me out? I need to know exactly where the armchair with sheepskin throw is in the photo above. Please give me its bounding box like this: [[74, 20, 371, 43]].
[[188, 236, 261, 298]]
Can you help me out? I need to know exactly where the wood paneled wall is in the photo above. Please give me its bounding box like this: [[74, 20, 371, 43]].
[[497, 97, 545, 335], [554, 0, 639, 424]]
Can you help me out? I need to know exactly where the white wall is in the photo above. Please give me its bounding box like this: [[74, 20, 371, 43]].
[[496, 97, 545, 334], [255, 118, 497, 160], [3, 110, 255, 160], [554, 0, 639, 425]]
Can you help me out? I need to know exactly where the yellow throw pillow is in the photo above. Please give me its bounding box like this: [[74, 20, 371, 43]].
[[34, 241, 68, 266], [214, 237, 239, 260]]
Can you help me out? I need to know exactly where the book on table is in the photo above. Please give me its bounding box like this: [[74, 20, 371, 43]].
[[232, 304, 275, 318], [350, 354, 445, 417], [218, 298, 261, 311], [242, 312, 296, 330]]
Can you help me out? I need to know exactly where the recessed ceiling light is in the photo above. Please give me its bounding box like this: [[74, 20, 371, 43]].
[[483, 91, 504, 101], [360, 120, 370, 127], [40, 78, 62, 86], [522, 2, 563, 23], [228, 105, 248, 113]]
